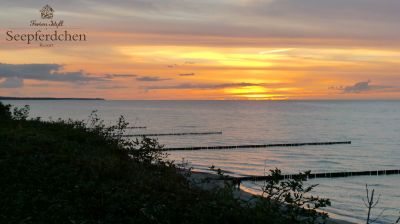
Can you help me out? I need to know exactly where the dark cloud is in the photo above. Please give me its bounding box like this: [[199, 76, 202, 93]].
[[144, 82, 263, 91], [28, 83, 51, 88], [343, 81, 373, 93], [95, 85, 129, 89], [136, 76, 171, 82], [333, 80, 398, 93], [104, 74, 137, 78], [0, 63, 106, 83], [0, 63, 139, 90], [0, 77, 24, 88], [178, 73, 195, 77]]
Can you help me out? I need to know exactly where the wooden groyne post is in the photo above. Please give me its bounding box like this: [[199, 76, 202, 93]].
[[94, 126, 146, 130], [122, 131, 223, 137], [125, 126, 147, 129], [229, 169, 400, 182], [164, 141, 351, 151]]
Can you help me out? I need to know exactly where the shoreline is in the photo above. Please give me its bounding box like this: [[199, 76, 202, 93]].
[[186, 170, 355, 224]]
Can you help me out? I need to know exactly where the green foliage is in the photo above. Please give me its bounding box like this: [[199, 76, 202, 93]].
[[0, 102, 331, 224], [0, 103, 30, 121], [257, 169, 331, 224], [208, 166, 331, 224], [0, 102, 12, 121], [12, 105, 30, 120]]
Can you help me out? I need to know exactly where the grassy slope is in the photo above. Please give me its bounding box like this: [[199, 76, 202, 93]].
[[0, 116, 264, 224], [0, 103, 332, 224]]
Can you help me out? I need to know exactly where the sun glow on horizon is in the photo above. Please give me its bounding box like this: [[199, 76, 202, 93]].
[[2, 44, 400, 100]]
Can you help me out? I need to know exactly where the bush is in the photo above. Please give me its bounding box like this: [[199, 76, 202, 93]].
[[0, 102, 12, 121], [257, 169, 330, 224]]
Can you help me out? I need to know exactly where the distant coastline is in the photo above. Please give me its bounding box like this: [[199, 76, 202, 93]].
[[0, 96, 105, 101]]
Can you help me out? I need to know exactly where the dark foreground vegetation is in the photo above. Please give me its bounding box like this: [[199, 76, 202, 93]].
[[0, 102, 330, 224]]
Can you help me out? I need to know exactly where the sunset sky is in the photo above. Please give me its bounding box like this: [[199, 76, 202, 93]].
[[1, 0, 400, 100]]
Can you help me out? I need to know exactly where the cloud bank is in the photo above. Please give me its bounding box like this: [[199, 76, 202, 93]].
[[2, 0, 400, 48], [0, 63, 136, 88], [0, 77, 24, 88], [136, 76, 171, 82], [144, 82, 264, 91], [332, 80, 399, 93]]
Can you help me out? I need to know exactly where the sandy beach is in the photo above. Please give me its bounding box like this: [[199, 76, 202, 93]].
[[186, 171, 355, 224]]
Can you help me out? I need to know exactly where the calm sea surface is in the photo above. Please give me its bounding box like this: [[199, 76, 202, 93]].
[[3, 100, 400, 223]]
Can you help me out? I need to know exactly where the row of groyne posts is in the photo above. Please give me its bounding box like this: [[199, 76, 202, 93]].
[[226, 169, 400, 183], [119, 128, 399, 181]]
